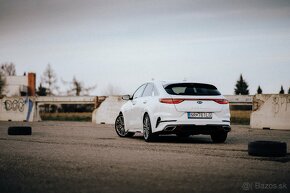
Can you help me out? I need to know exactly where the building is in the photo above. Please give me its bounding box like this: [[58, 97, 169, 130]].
[[4, 73, 36, 97]]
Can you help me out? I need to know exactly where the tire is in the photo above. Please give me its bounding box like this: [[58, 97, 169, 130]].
[[211, 132, 227, 143], [143, 114, 156, 142], [8, 126, 32, 135], [115, 114, 134, 137], [248, 141, 287, 157]]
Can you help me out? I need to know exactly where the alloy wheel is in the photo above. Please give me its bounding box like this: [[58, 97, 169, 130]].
[[115, 115, 126, 136]]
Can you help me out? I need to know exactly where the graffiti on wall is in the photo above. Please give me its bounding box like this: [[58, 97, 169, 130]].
[[2, 97, 34, 121], [272, 95, 290, 114], [4, 98, 25, 112]]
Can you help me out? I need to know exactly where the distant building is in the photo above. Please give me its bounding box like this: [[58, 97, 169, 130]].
[[5, 73, 36, 97]]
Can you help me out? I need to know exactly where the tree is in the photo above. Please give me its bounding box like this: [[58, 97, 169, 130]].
[[61, 76, 96, 113], [36, 83, 47, 96], [41, 64, 58, 96], [257, 85, 262, 94], [103, 84, 122, 96], [64, 76, 96, 96], [288, 87, 290, 94], [234, 74, 249, 95], [0, 71, 6, 96], [279, 85, 285, 94], [1, 63, 16, 76]]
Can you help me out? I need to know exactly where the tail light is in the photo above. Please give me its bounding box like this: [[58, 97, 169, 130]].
[[213, 99, 229, 104], [159, 98, 184, 104], [159, 98, 228, 104]]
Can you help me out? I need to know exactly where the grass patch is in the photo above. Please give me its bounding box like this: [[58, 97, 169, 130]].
[[40, 112, 92, 122], [230, 110, 251, 125]]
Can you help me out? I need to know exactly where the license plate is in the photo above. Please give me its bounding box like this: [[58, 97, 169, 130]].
[[188, 112, 212, 119]]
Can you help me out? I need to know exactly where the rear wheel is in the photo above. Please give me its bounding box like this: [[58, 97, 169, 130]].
[[211, 132, 227, 143], [115, 114, 134, 137], [143, 114, 156, 142]]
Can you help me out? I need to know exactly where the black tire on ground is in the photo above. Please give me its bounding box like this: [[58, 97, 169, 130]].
[[211, 132, 227, 143], [8, 126, 32, 135], [115, 114, 135, 137], [248, 141, 287, 157]]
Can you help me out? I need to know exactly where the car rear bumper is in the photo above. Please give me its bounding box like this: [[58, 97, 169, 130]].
[[156, 124, 231, 135]]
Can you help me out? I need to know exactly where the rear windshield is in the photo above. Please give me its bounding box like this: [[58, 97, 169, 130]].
[[164, 83, 221, 96]]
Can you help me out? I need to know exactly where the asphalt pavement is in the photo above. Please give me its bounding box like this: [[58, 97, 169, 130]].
[[0, 121, 289, 193]]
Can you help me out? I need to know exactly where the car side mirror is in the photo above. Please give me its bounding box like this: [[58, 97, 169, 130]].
[[122, 95, 132, 100]]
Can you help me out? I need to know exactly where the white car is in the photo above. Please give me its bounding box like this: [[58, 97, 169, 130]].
[[115, 81, 231, 143]]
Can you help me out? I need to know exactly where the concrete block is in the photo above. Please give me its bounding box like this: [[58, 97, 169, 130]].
[[0, 97, 41, 122], [93, 96, 126, 124], [250, 94, 290, 130]]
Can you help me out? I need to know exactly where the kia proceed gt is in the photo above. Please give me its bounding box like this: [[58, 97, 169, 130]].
[[115, 81, 231, 143]]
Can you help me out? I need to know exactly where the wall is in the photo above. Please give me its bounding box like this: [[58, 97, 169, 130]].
[[3, 73, 36, 97], [250, 94, 290, 130], [92, 96, 126, 124], [224, 95, 253, 104], [93, 95, 254, 124], [0, 97, 41, 122], [6, 94, 288, 129]]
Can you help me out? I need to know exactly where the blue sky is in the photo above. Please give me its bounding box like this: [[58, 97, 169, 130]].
[[0, 0, 290, 95]]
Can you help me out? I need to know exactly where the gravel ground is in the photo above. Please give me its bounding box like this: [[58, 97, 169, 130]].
[[0, 121, 289, 193]]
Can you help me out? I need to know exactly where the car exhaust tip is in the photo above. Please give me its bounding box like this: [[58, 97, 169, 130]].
[[164, 126, 176, 131]]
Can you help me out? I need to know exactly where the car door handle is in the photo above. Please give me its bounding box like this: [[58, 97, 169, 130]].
[[143, 101, 147, 104], [132, 101, 137, 105]]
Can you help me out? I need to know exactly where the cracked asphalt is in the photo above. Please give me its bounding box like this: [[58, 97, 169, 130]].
[[0, 121, 289, 193]]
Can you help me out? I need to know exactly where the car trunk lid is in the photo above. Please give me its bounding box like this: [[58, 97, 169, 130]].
[[168, 96, 226, 112]]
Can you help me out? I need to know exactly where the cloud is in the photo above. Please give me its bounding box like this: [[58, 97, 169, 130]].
[[0, 0, 290, 95]]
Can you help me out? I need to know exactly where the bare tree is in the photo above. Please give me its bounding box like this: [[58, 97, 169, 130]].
[[0, 62, 16, 96], [41, 64, 59, 96], [0, 71, 6, 96], [103, 84, 123, 96], [1, 63, 16, 76], [64, 76, 96, 96]]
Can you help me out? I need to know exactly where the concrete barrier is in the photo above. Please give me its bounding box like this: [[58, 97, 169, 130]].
[[224, 95, 253, 104], [0, 95, 258, 124], [225, 95, 253, 110], [93, 96, 126, 124], [250, 94, 290, 130], [92, 95, 254, 124], [0, 97, 41, 122]]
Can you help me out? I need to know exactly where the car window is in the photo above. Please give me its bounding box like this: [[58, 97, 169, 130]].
[[133, 84, 147, 99], [142, 83, 154, 97], [164, 83, 221, 96]]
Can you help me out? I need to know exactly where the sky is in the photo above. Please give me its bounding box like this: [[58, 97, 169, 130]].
[[0, 0, 290, 95]]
